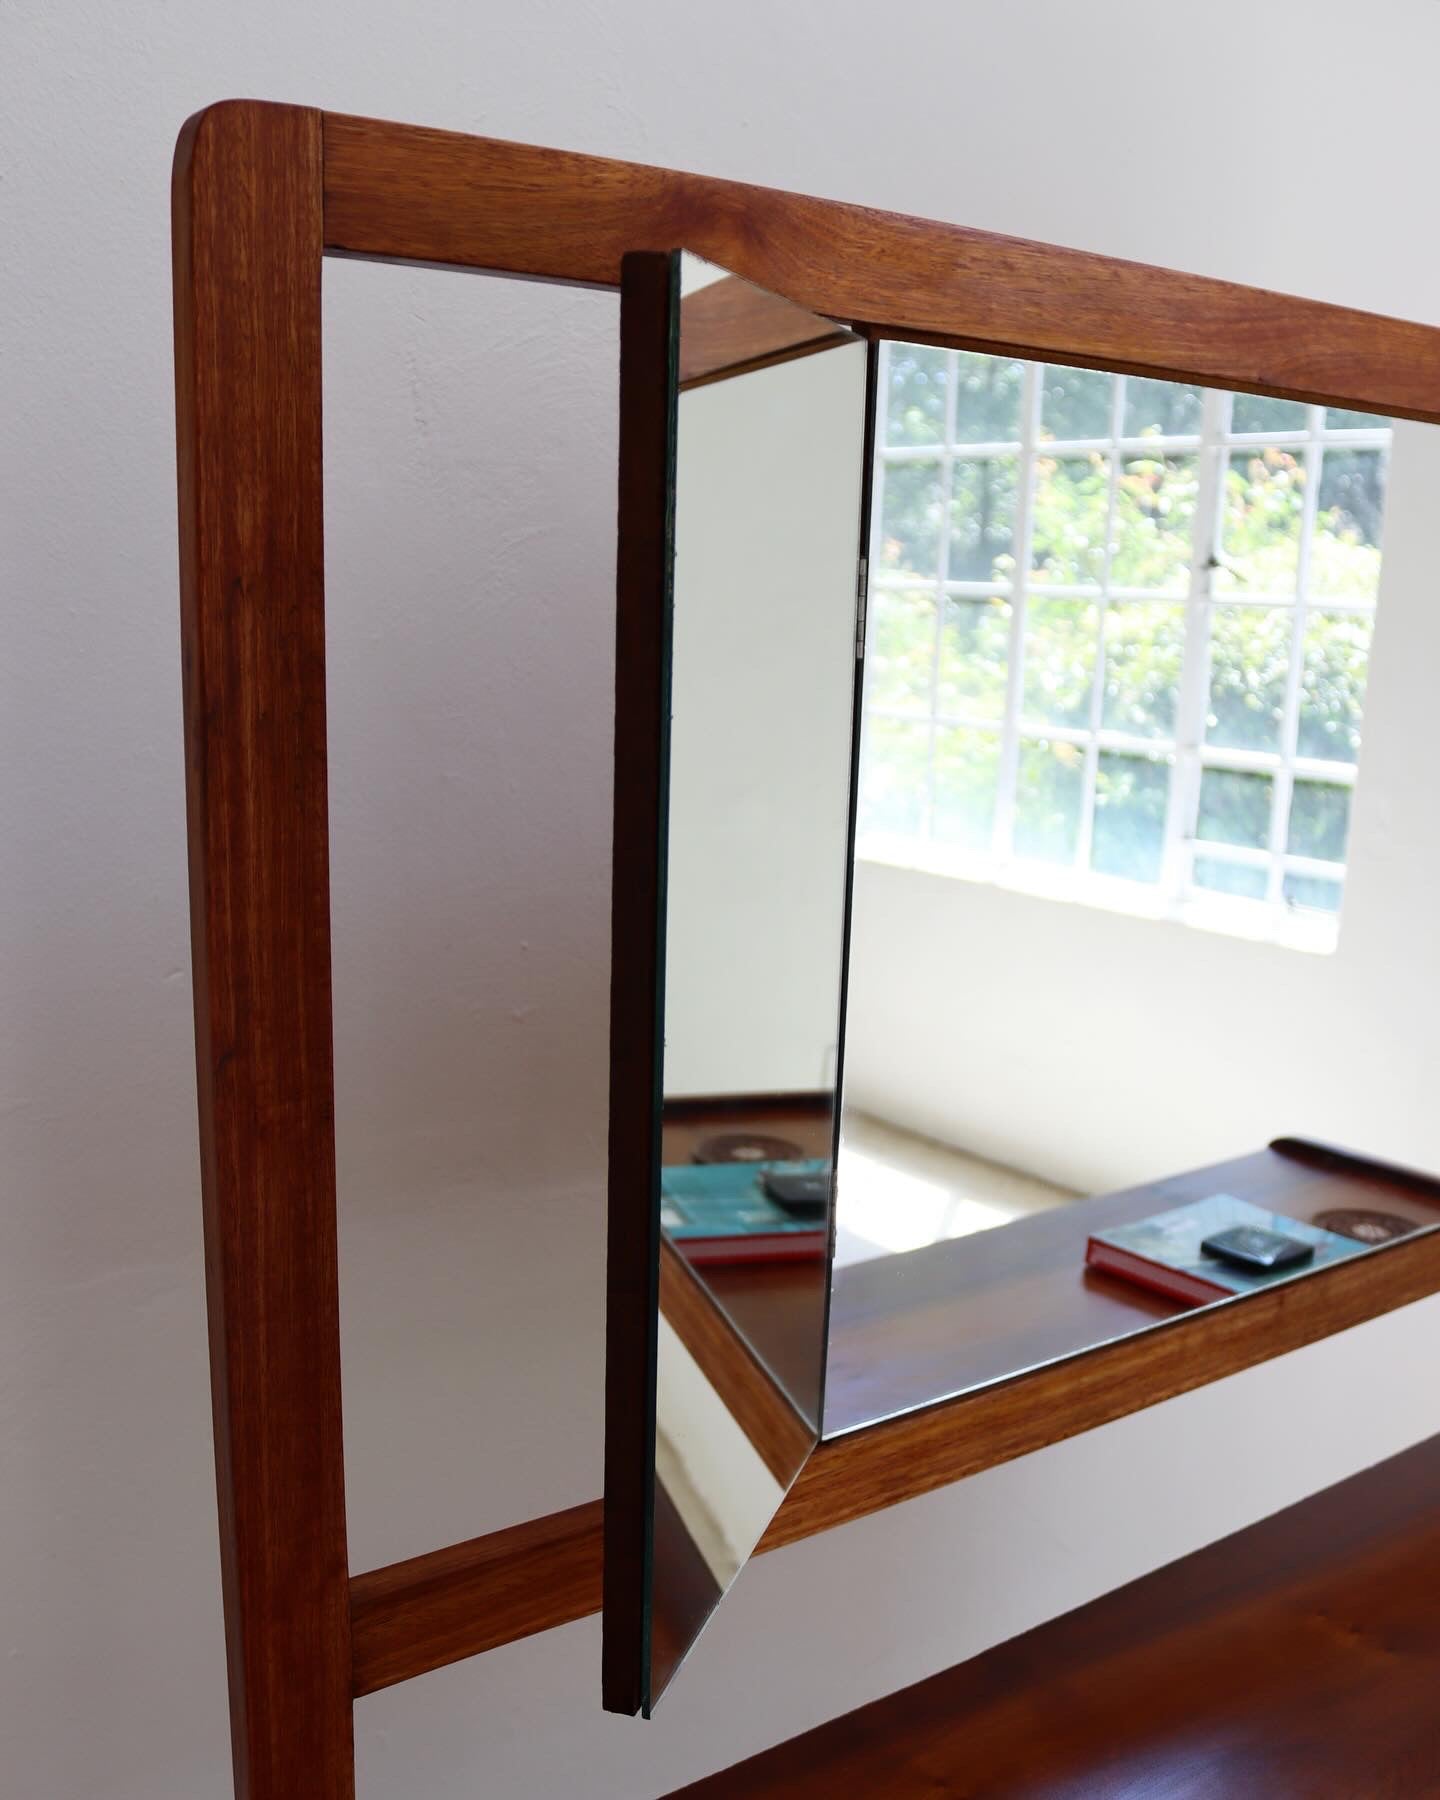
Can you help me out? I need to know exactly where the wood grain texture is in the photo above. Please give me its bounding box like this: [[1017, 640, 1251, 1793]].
[[668, 1433, 1440, 1798], [660, 1237, 815, 1484], [677, 274, 852, 390], [823, 1141, 1440, 1434], [603, 250, 680, 1718], [768, 1213, 1440, 1553], [349, 1503, 602, 1697], [173, 101, 353, 1797], [321, 110, 1440, 422], [347, 1147, 1440, 1695]]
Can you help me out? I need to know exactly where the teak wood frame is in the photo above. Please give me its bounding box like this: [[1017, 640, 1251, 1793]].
[[174, 98, 1440, 1797]]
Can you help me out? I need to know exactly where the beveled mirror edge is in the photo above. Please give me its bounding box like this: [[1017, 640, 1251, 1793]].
[[608, 250, 870, 1715]]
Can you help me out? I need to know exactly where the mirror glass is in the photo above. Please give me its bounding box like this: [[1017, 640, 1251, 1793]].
[[828, 341, 1440, 1436], [645, 254, 868, 1708]]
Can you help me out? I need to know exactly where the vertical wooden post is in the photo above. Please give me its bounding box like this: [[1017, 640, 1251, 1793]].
[[173, 101, 354, 1798]]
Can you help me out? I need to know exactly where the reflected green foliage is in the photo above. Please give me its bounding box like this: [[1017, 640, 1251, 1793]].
[[953, 353, 1024, 443], [867, 584, 935, 712], [1288, 781, 1351, 862], [1298, 612, 1372, 762], [862, 348, 1390, 908], [939, 597, 1011, 720], [1014, 738, 1084, 864], [1031, 453, 1110, 585], [1312, 450, 1386, 600], [1103, 603, 1183, 738], [1022, 598, 1098, 728], [1325, 406, 1388, 431], [1041, 365, 1114, 439], [1217, 447, 1305, 595], [1110, 455, 1197, 591], [877, 461, 945, 576], [1198, 767, 1273, 850], [1231, 393, 1307, 434], [885, 346, 948, 445], [1092, 752, 1169, 882], [933, 727, 1000, 849], [1125, 378, 1203, 438], [950, 459, 1018, 581], [1207, 605, 1291, 752]]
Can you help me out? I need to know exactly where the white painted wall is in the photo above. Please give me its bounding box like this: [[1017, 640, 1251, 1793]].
[[846, 423, 1440, 1195], [664, 343, 865, 1096], [5, 4, 1440, 1797]]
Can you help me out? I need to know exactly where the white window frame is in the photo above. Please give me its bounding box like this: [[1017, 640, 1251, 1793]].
[[859, 342, 1391, 952]]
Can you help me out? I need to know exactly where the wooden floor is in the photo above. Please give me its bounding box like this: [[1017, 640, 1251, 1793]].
[[667, 1433, 1440, 1798]]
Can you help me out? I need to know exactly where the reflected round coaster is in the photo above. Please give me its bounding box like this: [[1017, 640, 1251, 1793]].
[[692, 1131, 805, 1166], [1313, 1207, 1420, 1245]]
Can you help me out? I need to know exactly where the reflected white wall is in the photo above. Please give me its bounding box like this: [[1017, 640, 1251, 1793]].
[[665, 344, 865, 1096]]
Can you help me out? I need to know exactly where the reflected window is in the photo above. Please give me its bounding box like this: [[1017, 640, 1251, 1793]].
[[862, 346, 1392, 945]]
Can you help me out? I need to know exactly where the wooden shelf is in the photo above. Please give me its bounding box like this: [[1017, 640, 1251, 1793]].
[[349, 1139, 1440, 1694], [824, 1136, 1440, 1434], [669, 1430, 1440, 1796]]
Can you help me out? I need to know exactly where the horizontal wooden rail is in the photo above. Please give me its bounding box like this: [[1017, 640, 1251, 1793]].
[[348, 1213, 1440, 1695], [322, 110, 1440, 423], [349, 1500, 603, 1697]]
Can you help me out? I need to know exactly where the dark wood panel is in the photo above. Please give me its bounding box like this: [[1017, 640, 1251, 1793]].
[[321, 110, 1440, 422], [349, 1502, 602, 1698], [668, 1433, 1440, 1797], [173, 101, 354, 1796], [678, 274, 852, 390], [824, 1141, 1440, 1434], [602, 249, 680, 1718]]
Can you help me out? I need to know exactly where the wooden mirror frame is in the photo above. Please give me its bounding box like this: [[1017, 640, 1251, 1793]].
[[174, 99, 1440, 1796]]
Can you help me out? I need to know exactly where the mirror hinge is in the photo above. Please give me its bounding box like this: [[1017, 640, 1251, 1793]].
[[855, 557, 869, 658]]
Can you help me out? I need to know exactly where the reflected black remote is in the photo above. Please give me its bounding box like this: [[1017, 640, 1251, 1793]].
[[1201, 1225, 1315, 1272], [760, 1169, 831, 1219]]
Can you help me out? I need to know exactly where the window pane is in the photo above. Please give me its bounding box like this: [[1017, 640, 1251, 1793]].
[[1041, 365, 1113, 441], [938, 596, 1010, 721], [953, 352, 1024, 444], [1014, 739, 1085, 865], [1324, 407, 1389, 432], [885, 346, 948, 446], [1102, 602, 1184, 739], [1092, 752, 1169, 884], [950, 457, 1018, 582], [1022, 597, 1099, 728], [1288, 780, 1351, 862], [1192, 855, 1268, 899], [859, 718, 929, 837], [1197, 767, 1273, 851], [1297, 611, 1372, 764], [1123, 377, 1204, 439], [1311, 448, 1386, 602], [1216, 447, 1306, 597], [1231, 394, 1307, 434], [1111, 453, 1198, 592], [1207, 604, 1292, 753], [1284, 871, 1343, 913], [1031, 454, 1111, 586], [867, 584, 935, 713], [933, 727, 1000, 850], [878, 460, 945, 578]]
